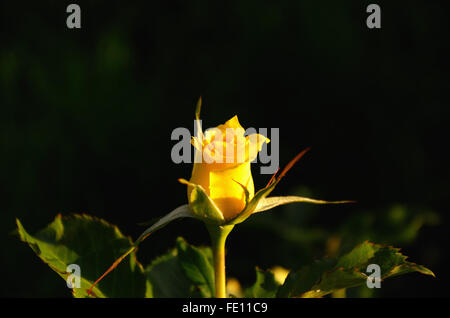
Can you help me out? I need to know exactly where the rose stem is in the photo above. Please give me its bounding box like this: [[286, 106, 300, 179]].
[[206, 224, 234, 298]]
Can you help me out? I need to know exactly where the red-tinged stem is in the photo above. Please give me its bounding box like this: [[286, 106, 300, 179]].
[[265, 167, 280, 188], [87, 247, 134, 296], [276, 147, 311, 182]]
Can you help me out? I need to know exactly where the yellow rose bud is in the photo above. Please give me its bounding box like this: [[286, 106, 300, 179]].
[[188, 115, 269, 220]]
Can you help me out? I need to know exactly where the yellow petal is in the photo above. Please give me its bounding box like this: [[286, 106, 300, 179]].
[[189, 162, 212, 196], [187, 114, 269, 222], [217, 115, 243, 131], [245, 133, 270, 162], [209, 162, 255, 220], [191, 136, 203, 151], [204, 127, 223, 143], [205, 116, 244, 143]]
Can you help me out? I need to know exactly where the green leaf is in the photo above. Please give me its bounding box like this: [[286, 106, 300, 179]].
[[176, 237, 215, 298], [277, 241, 435, 298], [86, 204, 195, 293], [145, 249, 193, 297], [253, 196, 354, 213], [245, 268, 281, 298], [145, 238, 214, 298], [277, 259, 335, 298], [16, 214, 148, 298]]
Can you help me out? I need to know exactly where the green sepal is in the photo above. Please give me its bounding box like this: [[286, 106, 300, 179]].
[[226, 187, 353, 225], [226, 181, 277, 225], [179, 178, 225, 224], [253, 196, 355, 213], [134, 204, 194, 246]]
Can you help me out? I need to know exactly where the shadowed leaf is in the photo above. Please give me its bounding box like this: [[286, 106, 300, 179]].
[[176, 237, 215, 298], [245, 268, 281, 298]]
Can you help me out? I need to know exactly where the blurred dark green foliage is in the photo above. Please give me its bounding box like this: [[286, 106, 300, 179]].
[[1, 0, 448, 297]]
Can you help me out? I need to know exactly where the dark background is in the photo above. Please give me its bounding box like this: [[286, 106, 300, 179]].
[[1, 0, 449, 297]]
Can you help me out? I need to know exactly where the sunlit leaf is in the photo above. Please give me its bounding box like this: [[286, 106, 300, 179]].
[[277, 241, 435, 298], [16, 214, 148, 298]]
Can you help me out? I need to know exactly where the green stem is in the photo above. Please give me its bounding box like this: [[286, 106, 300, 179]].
[[206, 224, 234, 298]]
